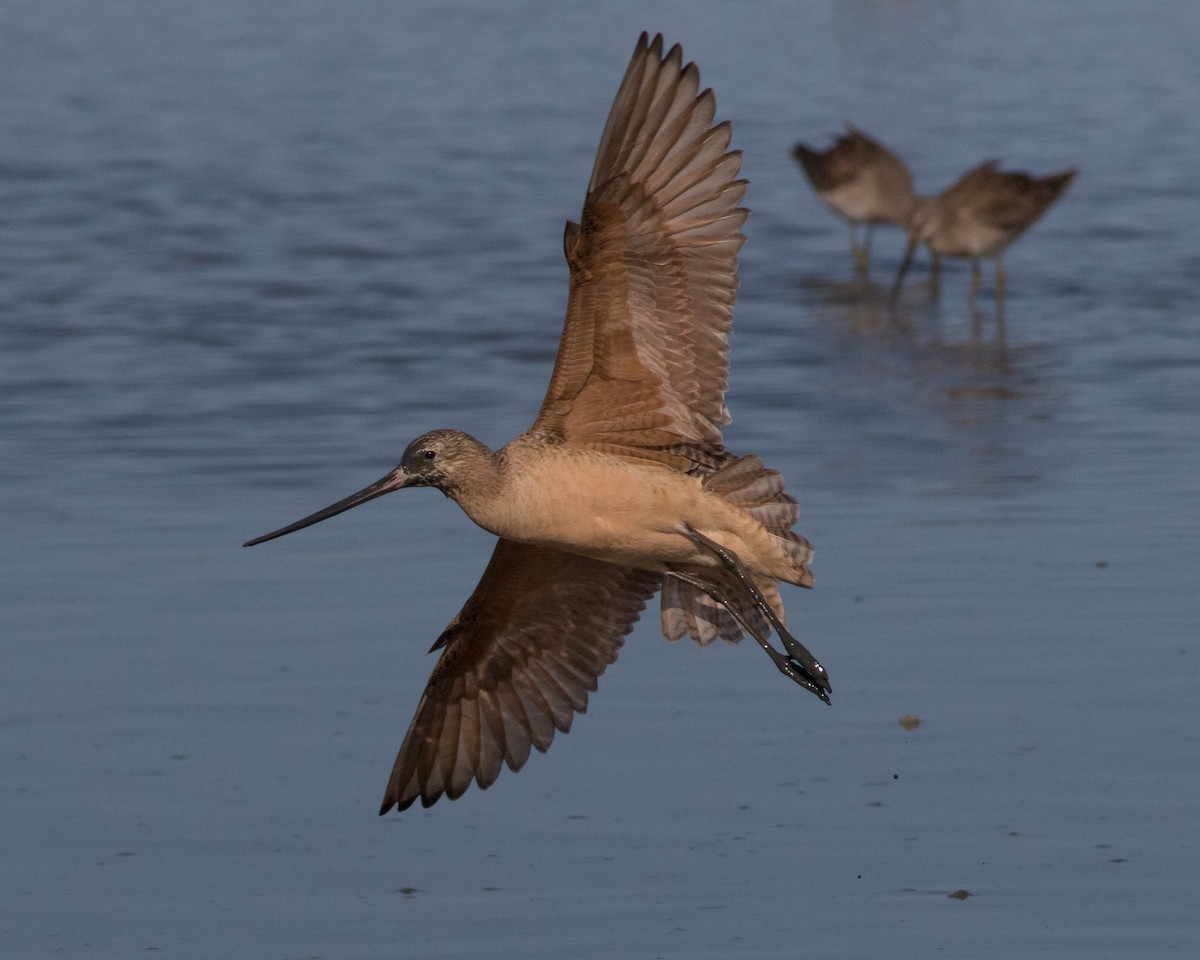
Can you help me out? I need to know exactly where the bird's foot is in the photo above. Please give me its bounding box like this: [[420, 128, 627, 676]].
[[774, 625, 832, 703], [763, 642, 832, 704]]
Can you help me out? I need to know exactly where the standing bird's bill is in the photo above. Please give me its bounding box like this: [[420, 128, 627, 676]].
[[246, 33, 827, 814]]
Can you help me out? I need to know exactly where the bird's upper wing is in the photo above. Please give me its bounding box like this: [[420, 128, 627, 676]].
[[379, 538, 659, 813], [937, 161, 1064, 234], [980, 168, 1077, 232], [798, 126, 904, 192], [937, 160, 999, 208], [531, 32, 747, 473]]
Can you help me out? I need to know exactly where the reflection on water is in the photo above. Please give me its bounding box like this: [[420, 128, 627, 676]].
[[3, 1, 1200, 958], [786, 269, 1067, 502]]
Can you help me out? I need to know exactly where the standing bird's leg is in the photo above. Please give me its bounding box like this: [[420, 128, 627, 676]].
[[994, 254, 1007, 297], [681, 526, 831, 702], [967, 259, 981, 311], [849, 224, 868, 274], [890, 235, 918, 302]]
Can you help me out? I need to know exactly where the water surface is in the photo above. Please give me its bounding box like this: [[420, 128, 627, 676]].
[[3, 1, 1198, 957]]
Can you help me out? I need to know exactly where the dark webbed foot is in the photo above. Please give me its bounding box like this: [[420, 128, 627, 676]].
[[680, 525, 832, 704], [761, 641, 832, 703], [776, 628, 831, 702]]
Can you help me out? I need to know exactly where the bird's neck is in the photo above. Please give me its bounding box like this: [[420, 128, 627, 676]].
[[442, 448, 506, 524]]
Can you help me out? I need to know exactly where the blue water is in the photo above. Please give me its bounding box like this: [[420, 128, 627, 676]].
[[3, 1, 1198, 957]]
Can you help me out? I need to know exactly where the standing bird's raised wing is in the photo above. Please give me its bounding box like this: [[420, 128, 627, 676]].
[[533, 32, 748, 472], [919, 161, 1079, 252], [380, 540, 658, 812], [792, 125, 914, 217], [968, 162, 1078, 236]]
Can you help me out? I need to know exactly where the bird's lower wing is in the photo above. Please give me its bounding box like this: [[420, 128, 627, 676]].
[[380, 538, 659, 813]]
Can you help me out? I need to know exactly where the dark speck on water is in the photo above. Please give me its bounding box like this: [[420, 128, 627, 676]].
[[2, 2, 1198, 959]]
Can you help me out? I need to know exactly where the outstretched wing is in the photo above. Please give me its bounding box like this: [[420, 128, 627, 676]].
[[380, 539, 659, 812], [532, 32, 747, 473]]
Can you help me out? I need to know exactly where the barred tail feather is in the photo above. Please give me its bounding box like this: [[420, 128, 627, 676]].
[[661, 573, 769, 647], [659, 454, 812, 647], [704, 454, 814, 584]]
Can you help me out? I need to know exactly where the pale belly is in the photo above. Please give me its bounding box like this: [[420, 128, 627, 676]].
[[467, 454, 737, 573]]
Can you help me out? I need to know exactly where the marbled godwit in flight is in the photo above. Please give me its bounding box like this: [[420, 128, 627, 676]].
[[246, 33, 830, 813], [892, 161, 1077, 299], [792, 126, 917, 273]]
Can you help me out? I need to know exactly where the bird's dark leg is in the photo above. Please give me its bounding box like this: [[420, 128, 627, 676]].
[[890, 235, 918, 302], [681, 526, 831, 703], [668, 570, 829, 701], [665, 570, 768, 642]]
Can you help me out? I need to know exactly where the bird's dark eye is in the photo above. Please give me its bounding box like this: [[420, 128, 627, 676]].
[[423, 449, 436, 461]]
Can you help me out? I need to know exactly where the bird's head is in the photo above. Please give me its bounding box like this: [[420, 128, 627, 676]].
[[243, 429, 492, 547]]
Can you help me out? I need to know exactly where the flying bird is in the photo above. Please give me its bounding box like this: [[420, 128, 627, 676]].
[[792, 126, 917, 273], [246, 33, 830, 814]]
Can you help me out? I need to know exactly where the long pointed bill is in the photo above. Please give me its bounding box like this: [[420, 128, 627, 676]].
[[243, 466, 414, 547]]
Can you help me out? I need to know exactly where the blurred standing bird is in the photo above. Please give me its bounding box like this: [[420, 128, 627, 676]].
[[246, 34, 830, 813], [892, 161, 1077, 299], [792, 126, 918, 274]]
